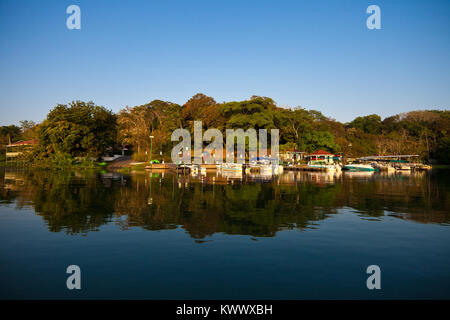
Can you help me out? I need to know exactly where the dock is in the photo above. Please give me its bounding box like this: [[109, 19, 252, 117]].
[[145, 163, 177, 170]]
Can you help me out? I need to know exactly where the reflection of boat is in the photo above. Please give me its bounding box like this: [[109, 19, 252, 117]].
[[221, 171, 243, 180], [101, 172, 125, 180], [246, 173, 274, 182], [342, 164, 375, 172], [305, 172, 336, 184], [343, 171, 374, 178]]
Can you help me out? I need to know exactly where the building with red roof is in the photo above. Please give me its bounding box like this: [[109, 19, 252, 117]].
[[309, 149, 333, 156], [6, 139, 38, 147], [307, 150, 342, 164], [5, 139, 38, 160]]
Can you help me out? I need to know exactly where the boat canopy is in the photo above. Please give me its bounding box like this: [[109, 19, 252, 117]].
[[357, 155, 419, 161]]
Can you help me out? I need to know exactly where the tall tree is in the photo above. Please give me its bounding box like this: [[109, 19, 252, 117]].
[[0, 125, 21, 145], [220, 96, 277, 130], [117, 100, 182, 159], [37, 101, 116, 157]]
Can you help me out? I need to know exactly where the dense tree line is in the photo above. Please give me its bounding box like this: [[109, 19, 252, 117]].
[[1, 94, 449, 164]]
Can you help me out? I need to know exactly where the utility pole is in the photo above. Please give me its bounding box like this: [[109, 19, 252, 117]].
[[149, 135, 154, 165]]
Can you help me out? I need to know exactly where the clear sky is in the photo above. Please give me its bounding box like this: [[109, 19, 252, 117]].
[[0, 0, 449, 125]]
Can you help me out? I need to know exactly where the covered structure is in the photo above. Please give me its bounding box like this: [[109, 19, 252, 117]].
[[5, 139, 38, 161], [307, 150, 342, 165], [357, 155, 419, 163], [279, 149, 307, 163]]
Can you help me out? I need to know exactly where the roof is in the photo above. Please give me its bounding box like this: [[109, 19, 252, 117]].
[[309, 150, 333, 155], [357, 155, 419, 160], [7, 139, 38, 147]]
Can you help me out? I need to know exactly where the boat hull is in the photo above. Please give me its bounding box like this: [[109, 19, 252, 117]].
[[307, 164, 337, 172], [342, 165, 375, 172]]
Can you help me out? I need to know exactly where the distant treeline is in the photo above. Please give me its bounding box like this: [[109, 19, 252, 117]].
[[1, 93, 449, 164]]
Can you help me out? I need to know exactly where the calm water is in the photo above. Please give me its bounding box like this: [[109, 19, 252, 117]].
[[0, 168, 449, 299]]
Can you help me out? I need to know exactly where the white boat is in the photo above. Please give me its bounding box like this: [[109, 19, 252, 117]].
[[219, 163, 243, 173], [259, 165, 273, 175], [371, 162, 395, 172], [307, 159, 339, 172], [249, 157, 271, 174], [395, 164, 411, 171], [342, 163, 375, 172], [273, 164, 284, 174], [248, 157, 283, 175], [307, 163, 337, 172]]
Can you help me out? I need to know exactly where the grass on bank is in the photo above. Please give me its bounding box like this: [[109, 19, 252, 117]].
[[1, 153, 107, 170]]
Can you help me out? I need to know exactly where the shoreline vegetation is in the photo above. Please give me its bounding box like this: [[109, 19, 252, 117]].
[[1, 94, 449, 169]]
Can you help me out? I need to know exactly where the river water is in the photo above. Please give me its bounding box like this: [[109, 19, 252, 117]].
[[0, 168, 449, 299]]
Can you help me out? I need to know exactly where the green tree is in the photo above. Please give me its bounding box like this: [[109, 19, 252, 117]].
[[347, 114, 382, 134], [221, 96, 277, 130], [37, 101, 116, 158], [0, 125, 21, 145], [118, 100, 182, 160]]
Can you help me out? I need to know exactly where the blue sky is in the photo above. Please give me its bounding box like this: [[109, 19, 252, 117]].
[[0, 0, 449, 125]]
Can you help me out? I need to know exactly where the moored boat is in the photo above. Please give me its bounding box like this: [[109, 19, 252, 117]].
[[342, 163, 375, 172], [219, 163, 244, 173], [249, 157, 283, 175], [307, 163, 337, 172], [394, 164, 411, 171], [306, 150, 342, 172]]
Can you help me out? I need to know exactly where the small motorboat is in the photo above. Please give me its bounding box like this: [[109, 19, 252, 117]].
[[342, 163, 375, 172]]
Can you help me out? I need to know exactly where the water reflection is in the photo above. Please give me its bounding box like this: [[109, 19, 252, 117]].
[[1, 168, 449, 238]]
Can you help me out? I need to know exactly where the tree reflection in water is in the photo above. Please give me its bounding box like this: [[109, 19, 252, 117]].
[[0, 169, 449, 238]]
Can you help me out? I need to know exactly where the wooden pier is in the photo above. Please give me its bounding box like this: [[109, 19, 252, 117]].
[[145, 163, 177, 170]]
